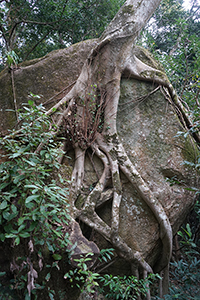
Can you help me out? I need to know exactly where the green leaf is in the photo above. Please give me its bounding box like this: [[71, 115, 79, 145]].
[[4, 223, 14, 233], [52, 254, 62, 260], [5, 233, 17, 238], [177, 231, 184, 238], [45, 272, 51, 281], [25, 202, 35, 209], [0, 200, 8, 210], [26, 160, 36, 166], [11, 204, 17, 214], [2, 210, 10, 220], [0, 182, 10, 190], [19, 231, 30, 238], [7, 212, 18, 222], [46, 242, 54, 252], [186, 223, 192, 237], [51, 229, 62, 237], [24, 184, 40, 189], [49, 292, 55, 300], [52, 261, 60, 270], [28, 221, 38, 231], [0, 233, 5, 242], [25, 194, 40, 204], [25, 292, 31, 300], [14, 236, 20, 245], [28, 100, 34, 105], [18, 224, 26, 232], [18, 217, 24, 226]]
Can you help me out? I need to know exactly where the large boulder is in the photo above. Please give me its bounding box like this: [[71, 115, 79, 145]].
[[0, 39, 97, 134], [0, 39, 198, 297]]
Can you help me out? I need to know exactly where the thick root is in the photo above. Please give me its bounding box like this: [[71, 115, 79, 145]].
[[71, 146, 86, 194]]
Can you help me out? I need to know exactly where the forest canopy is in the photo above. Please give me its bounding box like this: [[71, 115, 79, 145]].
[[0, 0, 125, 66]]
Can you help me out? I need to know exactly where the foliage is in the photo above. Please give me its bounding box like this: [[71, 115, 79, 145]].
[[64, 248, 160, 299], [140, 0, 200, 109], [99, 273, 159, 300], [0, 0, 125, 68], [154, 224, 200, 300], [64, 249, 160, 300], [0, 1, 200, 299], [0, 100, 71, 298], [64, 249, 114, 294], [177, 224, 199, 255], [64, 252, 100, 294], [141, 3, 200, 296], [4, 50, 19, 68]]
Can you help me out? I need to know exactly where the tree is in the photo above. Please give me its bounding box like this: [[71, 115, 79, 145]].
[[1, 0, 199, 298], [140, 0, 200, 107], [0, 0, 124, 67]]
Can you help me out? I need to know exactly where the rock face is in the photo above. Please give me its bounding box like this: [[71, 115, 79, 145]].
[[0, 39, 97, 134], [117, 77, 197, 268], [0, 39, 198, 297]]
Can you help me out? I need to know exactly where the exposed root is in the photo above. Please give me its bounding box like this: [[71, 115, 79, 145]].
[[143, 270, 151, 300], [71, 146, 86, 194], [117, 141, 172, 272], [42, 46, 180, 284], [94, 132, 172, 274], [160, 264, 170, 296]]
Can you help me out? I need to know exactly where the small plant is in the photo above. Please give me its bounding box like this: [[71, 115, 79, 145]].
[[177, 224, 199, 257], [5, 50, 19, 68], [0, 100, 71, 299], [64, 253, 100, 295], [64, 249, 114, 295], [154, 218, 200, 300], [99, 273, 159, 300], [64, 248, 159, 299], [155, 257, 200, 300]]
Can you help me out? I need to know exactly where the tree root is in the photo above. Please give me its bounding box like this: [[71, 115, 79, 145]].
[[38, 47, 186, 292]]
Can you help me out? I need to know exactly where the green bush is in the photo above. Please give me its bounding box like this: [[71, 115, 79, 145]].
[[0, 100, 71, 299]]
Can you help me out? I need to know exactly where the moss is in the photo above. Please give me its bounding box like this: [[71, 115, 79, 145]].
[[112, 171, 122, 195], [111, 133, 119, 145], [122, 5, 134, 14], [182, 136, 199, 164], [109, 148, 117, 161], [140, 70, 167, 82], [118, 155, 127, 166], [134, 46, 165, 72], [75, 194, 85, 209]]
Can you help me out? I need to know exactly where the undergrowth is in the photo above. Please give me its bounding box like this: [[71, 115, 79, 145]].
[[0, 99, 71, 299]]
